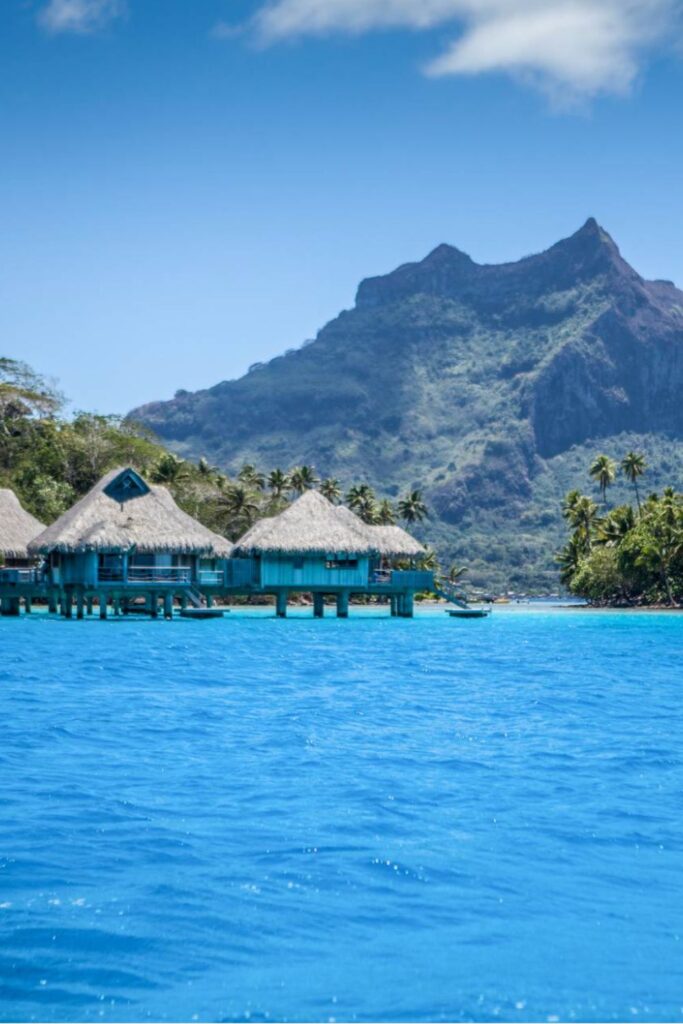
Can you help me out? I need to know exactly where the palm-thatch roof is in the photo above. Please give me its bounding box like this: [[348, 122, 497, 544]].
[[233, 489, 376, 556], [366, 524, 426, 558], [335, 504, 425, 557], [29, 467, 232, 557], [0, 489, 45, 560]]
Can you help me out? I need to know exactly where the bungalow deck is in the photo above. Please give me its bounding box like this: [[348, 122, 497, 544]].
[[0, 566, 434, 619]]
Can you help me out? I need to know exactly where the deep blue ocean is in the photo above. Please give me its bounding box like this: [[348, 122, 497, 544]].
[[1, 607, 682, 1023]]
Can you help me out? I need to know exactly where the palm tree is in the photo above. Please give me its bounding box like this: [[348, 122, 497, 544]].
[[375, 498, 395, 525], [319, 478, 342, 503], [289, 465, 318, 495], [562, 489, 583, 521], [596, 505, 635, 547], [621, 451, 646, 512], [238, 464, 265, 490], [589, 454, 617, 507], [197, 456, 222, 487], [356, 494, 380, 524], [636, 498, 683, 606], [434, 562, 467, 598], [346, 483, 375, 513], [556, 535, 584, 587], [151, 453, 190, 486], [267, 468, 289, 499], [215, 484, 261, 539], [418, 547, 438, 572], [567, 495, 600, 552], [397, 489, 428, 524]]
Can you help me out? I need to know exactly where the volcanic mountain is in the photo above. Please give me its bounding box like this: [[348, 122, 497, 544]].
[[130, 220, 683, 589]]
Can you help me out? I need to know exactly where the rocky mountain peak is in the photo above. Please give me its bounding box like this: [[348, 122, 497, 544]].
[[129, 221, 683, 589], [354, 219, 638, 311], [355, 242, 476, 309], [533, 217, 637, 286]]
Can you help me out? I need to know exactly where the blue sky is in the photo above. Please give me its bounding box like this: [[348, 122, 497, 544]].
[[2, 0, 683, 413]]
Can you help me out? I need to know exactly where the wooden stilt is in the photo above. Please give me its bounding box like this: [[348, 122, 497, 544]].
[[336, 591, 349, 618], [86, 595, 94, 616], [163, 592, 173, 619], [313, 593, 325, 618], [276, 591, 288, 618], [100, 593, 108, 619], [76, 590, 84, 620], [49, 591, 58, 614], [206, 593, 214, 609], [65, 592, 73, 619], [150, 592, 158, 619], [390, 595, 398, 617], [24, 596, 32, 615]]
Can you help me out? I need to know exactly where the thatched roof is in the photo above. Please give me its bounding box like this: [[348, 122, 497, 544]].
[[233, 489, 376, 556], [233, 492, 425, 558], [29, 467, 232, 557], [367, 524, 426, 558], [336, 506, 424, 557], [0, 489, 45, 559]]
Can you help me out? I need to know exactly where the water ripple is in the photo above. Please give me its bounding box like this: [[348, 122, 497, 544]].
[[1, 608, 682, 1021]]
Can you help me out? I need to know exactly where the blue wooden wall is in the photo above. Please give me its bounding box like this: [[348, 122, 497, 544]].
[[259, 555, 370, 589]]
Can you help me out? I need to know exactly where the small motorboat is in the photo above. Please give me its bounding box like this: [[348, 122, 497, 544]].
[[179, 607, 226, 619], [447, 607, 491, 619]]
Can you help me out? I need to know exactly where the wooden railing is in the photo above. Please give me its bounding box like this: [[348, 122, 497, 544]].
[[372, 569, 434, 590], [97, 568, 125, 582], [98, 566, 193, 584], [198, 570, 225, 586], [0, 568, 41, 584]]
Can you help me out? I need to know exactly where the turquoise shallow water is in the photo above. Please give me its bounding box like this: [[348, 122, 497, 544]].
[[1, 606, 682, 1022]]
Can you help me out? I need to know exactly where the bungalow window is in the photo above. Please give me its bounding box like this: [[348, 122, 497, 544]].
[[325, 558, 358, 570], [130, 553, 154, 568]]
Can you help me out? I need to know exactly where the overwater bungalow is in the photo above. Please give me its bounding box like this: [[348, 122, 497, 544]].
[[28, 466, 231, 617], [0, 489, 45, 614], [2, 471, 433, 620], [231, 490, 432, 616]]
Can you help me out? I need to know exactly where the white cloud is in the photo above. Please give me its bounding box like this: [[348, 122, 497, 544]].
[[38, 0, 125, 35], [246, 0, 682, 98]]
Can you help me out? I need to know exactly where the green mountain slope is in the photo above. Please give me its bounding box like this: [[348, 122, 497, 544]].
[[130, 220, 683, 590]]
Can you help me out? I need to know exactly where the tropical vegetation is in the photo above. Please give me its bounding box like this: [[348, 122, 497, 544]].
[[0, 359, 432, 567], [558, 451, 683, 606]]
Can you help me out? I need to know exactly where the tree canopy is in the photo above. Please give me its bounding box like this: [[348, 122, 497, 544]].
[[559, 452, 683, 606]]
